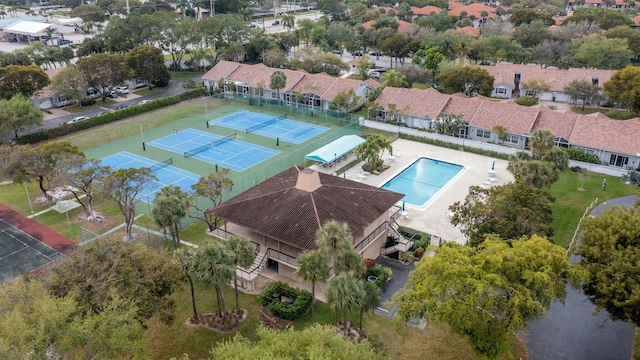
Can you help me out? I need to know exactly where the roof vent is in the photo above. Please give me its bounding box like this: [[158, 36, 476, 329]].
[[296, 168, 322, 192]]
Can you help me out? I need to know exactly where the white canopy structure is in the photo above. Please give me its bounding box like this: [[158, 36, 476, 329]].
[[305, 135, 366, 164], [4, 20, 51, 38], [54, 17, 83, 27]]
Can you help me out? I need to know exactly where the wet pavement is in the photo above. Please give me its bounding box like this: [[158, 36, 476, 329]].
[[373, 255, 415, 317], [523, 195, 638, 360]]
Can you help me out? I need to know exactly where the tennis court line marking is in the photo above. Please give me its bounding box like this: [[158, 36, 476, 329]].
[[0, 219, 61, 261]]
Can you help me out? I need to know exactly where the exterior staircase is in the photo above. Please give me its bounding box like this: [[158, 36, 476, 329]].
[[236, 251, 267, 282], [380, 220, 415, 255]]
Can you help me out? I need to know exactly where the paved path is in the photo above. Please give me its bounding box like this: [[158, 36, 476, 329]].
[[523, 195, 638, 360]]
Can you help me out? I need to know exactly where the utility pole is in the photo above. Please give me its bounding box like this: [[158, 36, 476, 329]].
[[210, 0, 215, 16]]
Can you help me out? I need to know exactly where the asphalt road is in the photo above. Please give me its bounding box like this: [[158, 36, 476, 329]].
[[523, 195, 638, 360]]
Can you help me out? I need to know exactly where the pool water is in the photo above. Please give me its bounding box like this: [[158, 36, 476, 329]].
[[381, 157, 463, 207]]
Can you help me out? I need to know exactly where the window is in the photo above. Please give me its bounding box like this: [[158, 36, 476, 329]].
[[477, 129, 491, 138], [496, 87, 506, 94], [505, 134, 519, 144]]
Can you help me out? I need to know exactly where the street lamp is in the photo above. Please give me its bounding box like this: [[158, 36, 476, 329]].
[[23, 182, 34, 215], [333, 153, 337, 175], [58, 200, 73, 238]]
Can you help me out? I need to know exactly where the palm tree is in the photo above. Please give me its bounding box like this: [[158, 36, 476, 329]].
[[270, 70, 287, 103], [174, 247, 199, 323], [336, 249, 364, 275], [359, 281, 381, 331], [315, 220, 353, 276], [151, 185, 191, 249], [529, 129, 556, 159], [44, 27, 57, 46], [282, 14, 295, 31], [326, 273, 366, 330], [381, 69, 408, 88], [295, 250, 330, 323], [224, 235, 256, 313], [192, 242, 235, 318]]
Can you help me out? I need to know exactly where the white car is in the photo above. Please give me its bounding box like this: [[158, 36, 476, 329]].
[[67, 116, 89, 124], [138, 99, 151, 105], [113, 86, 130, 94]]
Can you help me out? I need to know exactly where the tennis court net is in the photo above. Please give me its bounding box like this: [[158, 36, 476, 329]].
[[149, 157, 173, 172], [213, 132, 237, 147], [293, 127, 314, 138], [184, 143, 211, 158], [245, 113, 287, 133]]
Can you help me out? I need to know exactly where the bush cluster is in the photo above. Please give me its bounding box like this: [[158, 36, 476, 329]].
[[398, 133, 511, 160], [514, 96, 539, 106], [258, 281, 312, 321], [603, 109, 637, 120], [565, 148, 601, 164], [16, 87, 206, 145], [363, 264, 392, 288]]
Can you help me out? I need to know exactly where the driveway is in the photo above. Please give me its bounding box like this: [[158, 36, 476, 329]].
[[523, 195, 638, 360], [373, 256, 415, 317]]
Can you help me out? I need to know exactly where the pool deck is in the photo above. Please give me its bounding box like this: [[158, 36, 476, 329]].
[[311, 138, 514, 245]]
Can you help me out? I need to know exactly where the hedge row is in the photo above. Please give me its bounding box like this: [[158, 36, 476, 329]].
[[565, 147, 601, 164], [258, 281, 312, 321], [16, 87, 206, 145], [399, 133, 511, 160]]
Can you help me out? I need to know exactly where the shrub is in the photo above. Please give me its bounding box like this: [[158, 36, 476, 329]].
[[16, 87, 205, 144], [514, 96, 538, 106], [622, 170, 640, 186], [399, 251, 415, 263], [364, 264, 392, 288], [258, 281, 312, 321], [603, 109, 637, 120], [80, 97, 96, 106], [547, 105, 557, 110], [565, 148, 601, 164]]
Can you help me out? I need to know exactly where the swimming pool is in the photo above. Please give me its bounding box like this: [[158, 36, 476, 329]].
[[381, 157, 463, 207]]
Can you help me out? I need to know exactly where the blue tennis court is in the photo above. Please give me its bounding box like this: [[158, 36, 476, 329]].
[[100, 152, 200, 202], [147, 128, 280, 172], [210, 110, 328, 144]]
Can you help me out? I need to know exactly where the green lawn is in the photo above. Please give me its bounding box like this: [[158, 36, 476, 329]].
[[549, 169, 638, 248], [169, 71, 204, 79], [64, 99, 116, 113], [411, 83, 430, 90]]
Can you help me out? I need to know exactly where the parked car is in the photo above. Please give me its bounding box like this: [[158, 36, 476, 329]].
[[369, 51, 383, 57], [352, 50, 363, 56], [331, 49, 343, 55], [67, 116, 89, 124], [107, 90, 118, 98], [138, 99, 151, 105], [248, 23, 257, 28], [272, 20, 280, 25], [114, 105, 129, 110], [96, 110, 111, 116], [113, 86, 129, 94]]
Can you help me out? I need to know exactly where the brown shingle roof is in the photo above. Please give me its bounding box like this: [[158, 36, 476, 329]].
[[411, 5, 443, 15], [202, 60, 241, 81], [530, 106, 579, 139], [439, 95, 483, 121], [469, 101, 540, 134], [207, 166, 403, 251]]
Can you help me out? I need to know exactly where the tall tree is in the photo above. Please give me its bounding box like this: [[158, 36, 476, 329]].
[[438, 66, 494, 97], [359, 281, 381, 332], [393, 235, 585, 357], [563, 79, 600, 111], [125, 45, 168, 90], [2, 142, 82, 203], [51, 64, 89, 108], [355, 56, 375, 80], [281, 13, 295, 31], [0, 94, 43, 138], [433, 112, 465, 137], [42, 237, 182, 325], [152, 185, 191, 249], [295, 250, 330, 323], [101, 167, 157, 240], [0, 65, 49, 100], [315, 220, 353, 275], [60, 156, 109, 221], [192, 241, 235, 318], [326, 273, 365, 330], [270, 70, 287, 102], [76, 53, 131, 101], [603, 66, 640, 113], [174, 247, 200, 323], [224, 235, 256, 313], [529, 129, 556, 159], [381, 69, 409, 88], [190, 169, 234, 231], [159, 15, 199, 71], [448, 182, 555, 246], [572, 34, 632, 70], [578, 204, 640, 326]]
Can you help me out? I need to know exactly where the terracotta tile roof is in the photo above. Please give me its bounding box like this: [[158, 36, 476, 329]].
[[457, 26, 480, 38], [207, 166, 403, 251], [361, 19, 414, 33], [447, 2, 498, 18], [583, 0, 628, 5], [361, 20, 375, 30], [479, 63, 615, 91], [439, 95, 483, 121], [250, 66, 306, 92], [364, 78, 382, 89], [202, 60, 241, 81], [377, 87, 451, 119], [44, 67, 64, 79], [570, 113, 640, 155], [469, 101, 540, 134], [531, 106, 579, 139], [411, 5, 443, 15], [632, 14, 640, 26]]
